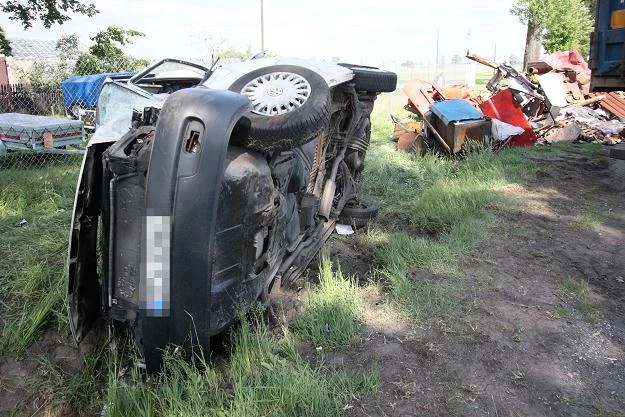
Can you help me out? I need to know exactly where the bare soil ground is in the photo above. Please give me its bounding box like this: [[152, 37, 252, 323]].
[[320, 147, 625, 417]]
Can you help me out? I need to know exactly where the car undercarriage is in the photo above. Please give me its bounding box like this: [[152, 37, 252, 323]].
[[66, 58, 397, 371]]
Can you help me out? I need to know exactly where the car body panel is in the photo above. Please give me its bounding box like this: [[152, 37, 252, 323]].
[[203, 57, 354, 90]]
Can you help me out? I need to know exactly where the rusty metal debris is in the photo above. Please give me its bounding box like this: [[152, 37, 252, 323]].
[[396, 49, 625, 155]]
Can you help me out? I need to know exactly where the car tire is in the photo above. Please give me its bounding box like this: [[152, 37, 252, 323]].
[[338, 63, 397, 93], [229, 65, 331, 152], [338, 200, 379, 227]]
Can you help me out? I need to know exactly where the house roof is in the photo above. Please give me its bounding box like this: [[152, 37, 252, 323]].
[[9, 39, 61, 59]]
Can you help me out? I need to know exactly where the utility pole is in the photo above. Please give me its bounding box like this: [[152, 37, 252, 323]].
[[260, 0, 265, 53], [435, 29, 440, 72]]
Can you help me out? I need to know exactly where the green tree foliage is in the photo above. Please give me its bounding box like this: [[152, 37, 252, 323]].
[[88, 27, 144, 60], [28, 35, 80, 86], [2, 0, 98, 29], [0, 26, 11, 56], [75, 27, 148, 74], [512, 0, 594, 55], [220, 45, 253, 61]]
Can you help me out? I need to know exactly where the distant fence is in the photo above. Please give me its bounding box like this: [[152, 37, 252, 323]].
[[0, 55, 146, 170], [0, 83, 64, 116]]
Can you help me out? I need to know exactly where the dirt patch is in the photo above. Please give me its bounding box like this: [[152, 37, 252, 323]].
[[0, 328, 103, 417], [340, 146, 625, 416]]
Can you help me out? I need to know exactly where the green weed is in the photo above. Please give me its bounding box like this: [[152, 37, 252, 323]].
[[292, 254, 363, 350], [581, 142, 605, 161], [0, 163, 80, 355], [558, 277, 602, 324], [365, 108, 553, 323], [574, 211, 603, 231], [103, 319, 379, 417]]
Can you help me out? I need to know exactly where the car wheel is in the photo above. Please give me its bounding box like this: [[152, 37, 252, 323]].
[[338, 200, 379, 228], [229, 65, 331, 152], [338, 63, 397, 93]]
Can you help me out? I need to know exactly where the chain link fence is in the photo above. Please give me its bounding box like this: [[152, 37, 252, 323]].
[[0, 54, 149, 170]]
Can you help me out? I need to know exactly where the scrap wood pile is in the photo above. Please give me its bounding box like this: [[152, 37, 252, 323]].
[[395, 50, 625, 155]]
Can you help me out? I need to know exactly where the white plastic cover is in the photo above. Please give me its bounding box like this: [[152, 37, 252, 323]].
[[491, 118, 525, 142]]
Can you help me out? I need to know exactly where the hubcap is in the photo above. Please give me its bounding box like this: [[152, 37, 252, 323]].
[[241, 72, 311, 116]]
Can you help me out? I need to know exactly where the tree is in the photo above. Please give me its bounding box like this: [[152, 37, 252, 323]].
[[512, 0, 593, 68], [541, 1, 593, 54], [508, 54, 519, 66], [28, 35, 81, 85], [401, 60, 416, 68], [0, 26, 11, 56], [56, 34, 80, 61], [451, 54, 462, 65], [2, 0, 98, 29], [221, 45, 253, 61], [88, 27, 144, 60], [195, 35, 255, 65], [75, 26, 147, 74]]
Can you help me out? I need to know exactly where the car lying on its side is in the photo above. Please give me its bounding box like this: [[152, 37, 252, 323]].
[[67, 57, 397, 371]]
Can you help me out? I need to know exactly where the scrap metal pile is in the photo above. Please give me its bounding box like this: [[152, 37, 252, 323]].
[[395, 50, 625, 155]]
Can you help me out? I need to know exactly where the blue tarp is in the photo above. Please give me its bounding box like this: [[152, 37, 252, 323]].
[[61, 72, 135, 108], [430, 99, 485, 126]]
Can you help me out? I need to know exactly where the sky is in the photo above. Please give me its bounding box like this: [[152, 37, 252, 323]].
[[0, 0, 528, 67]]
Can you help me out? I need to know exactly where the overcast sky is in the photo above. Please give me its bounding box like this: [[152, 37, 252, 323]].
[[0, 0, 528, 67]]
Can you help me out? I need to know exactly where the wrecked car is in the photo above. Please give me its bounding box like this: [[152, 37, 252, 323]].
[[66, 57, 397, 371]]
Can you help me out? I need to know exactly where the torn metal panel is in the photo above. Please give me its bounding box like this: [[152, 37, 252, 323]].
[[597, 92, 625, 121], [403, 80, 448, 117], [538, 72, 569, 108], [467, 51, 542, 98], [478, 89, 537, 147]]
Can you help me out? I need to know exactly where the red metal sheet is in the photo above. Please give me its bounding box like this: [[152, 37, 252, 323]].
[[598, 92, 625, 119], [402, 80, 448, 117], [478, 89, 537, 147]]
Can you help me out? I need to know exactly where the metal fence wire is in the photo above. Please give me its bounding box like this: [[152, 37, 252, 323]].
[[0, 55, 146, 170]]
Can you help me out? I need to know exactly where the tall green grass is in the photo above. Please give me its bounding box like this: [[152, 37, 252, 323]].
[[0, 162, 79, 354], [292, 254, 363, 350], [365, 108, 558, 322], [103, 319, 379, 417]]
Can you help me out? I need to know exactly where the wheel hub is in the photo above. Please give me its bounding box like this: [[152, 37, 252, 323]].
[[240, 72, 311, 116], [266, 87, 284, 97]]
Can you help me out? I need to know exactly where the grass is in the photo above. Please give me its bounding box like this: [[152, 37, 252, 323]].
[[291, 254, 363, 350], [32, 347, 110, 414], [574, 211, 603, 231], [558, 277, 603, 324], [102, 318, 379, 417], [364, 108, 556, 322], [0, 159, 81, 355], [0, 98, 595, 413], [581, 142, 605, 161]]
